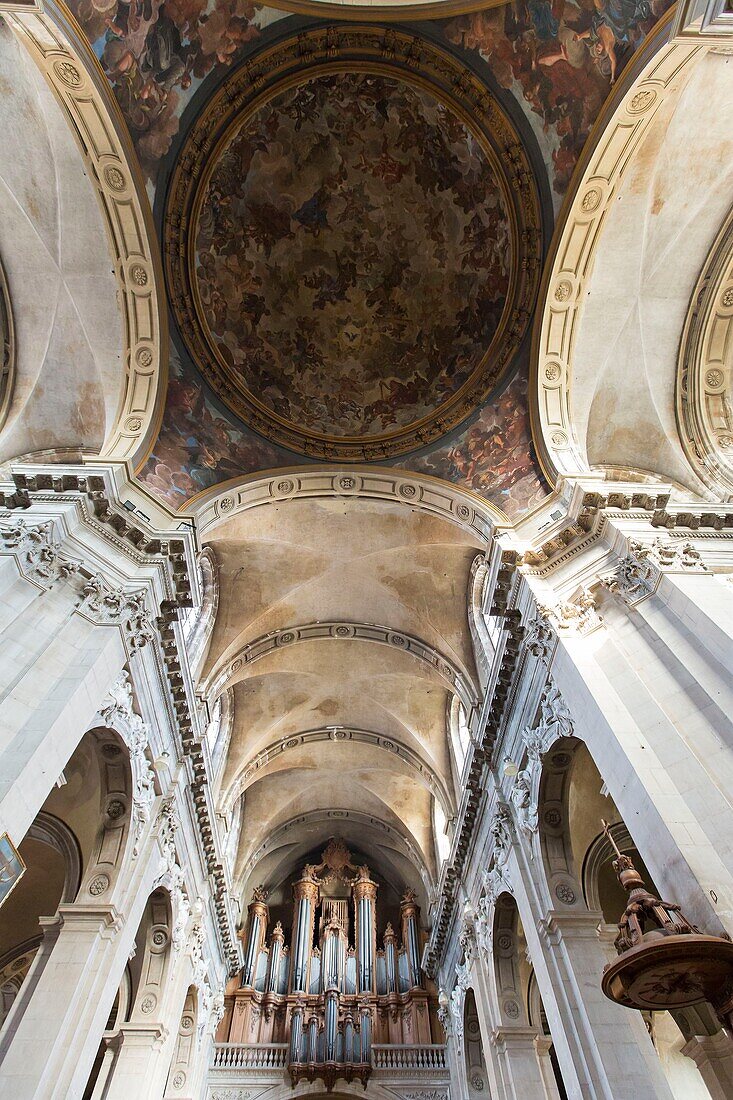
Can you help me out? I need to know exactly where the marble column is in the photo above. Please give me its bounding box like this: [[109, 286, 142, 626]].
[[680, 1031, 733, 1100], [492, 1026, 562, 1100], [507, 838, 674, 1100]]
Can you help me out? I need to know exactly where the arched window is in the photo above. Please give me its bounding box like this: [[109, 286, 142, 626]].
[[433, 797, 451, 867]]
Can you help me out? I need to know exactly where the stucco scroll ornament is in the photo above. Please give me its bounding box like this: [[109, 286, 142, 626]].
[[510, 769, 538, 839], [99, 671, 156, 857], [459, 906, 479, 965], [602, 540, 660, 605], [603, 538, 706, 606], [537, 588, 601, 636], [155, 798, 190, 951], [475, 893, 493, 960], [533, 681, 574, 749], [188, 917, 215, 1042], [523, 614, 556, 664], [437, 993, 452, 1039], [0, 518, 79, 587], [80, 576, 156, 649], [449, 960, 470, 1038], [490, 805, 513, 864]]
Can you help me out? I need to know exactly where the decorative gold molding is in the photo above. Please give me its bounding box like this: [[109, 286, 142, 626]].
[[677, 205, 733, 496], [3, 4, 167, 465], [530, 38, 706, 485], [165, 25, 542, 462]]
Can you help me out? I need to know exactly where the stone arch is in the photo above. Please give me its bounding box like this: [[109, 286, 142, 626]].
[[126, 888, 175, 1023], [229, 725, 456, 823], [183, 546, 219, 681], [203, 620, 480, 717], [531, 33, 729, 495], [0, 812, 81, 1032], [677, 203, 733, 498], [192, 468, 505, 541], [76, 728, 136, 903], [0, 726, 134, 1058], [467, 554, 494, 692]]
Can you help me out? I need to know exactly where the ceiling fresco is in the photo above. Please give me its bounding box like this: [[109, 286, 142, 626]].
[[191, 71, 511, 448], [65, 0, 674, 519], [442, 0, 672, 199]]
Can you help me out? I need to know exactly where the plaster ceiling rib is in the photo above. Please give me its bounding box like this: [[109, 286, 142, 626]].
[[202, 621, 480, 716], [227, 726, 456, 820]]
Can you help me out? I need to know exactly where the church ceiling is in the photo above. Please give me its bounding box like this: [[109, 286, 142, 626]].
[[65, 0, 674, 521]]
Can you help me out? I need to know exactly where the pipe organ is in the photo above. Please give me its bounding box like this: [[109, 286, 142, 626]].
[[217, 839, 436, 1090]]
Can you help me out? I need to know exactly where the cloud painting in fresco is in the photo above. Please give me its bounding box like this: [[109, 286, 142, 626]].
[[194, 71, 511, 440], [440, 0, 673, 197], [399, 370, 548, 520], [139, 348, 283, 508], [66, 0, 285, 181]]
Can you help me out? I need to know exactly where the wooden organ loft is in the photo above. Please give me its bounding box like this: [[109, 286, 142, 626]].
[[216, 839, 439, 1090]]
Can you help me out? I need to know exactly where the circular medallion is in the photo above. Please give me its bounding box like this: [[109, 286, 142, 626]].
[[166, 30, 541, 461], [88, 874, 110, 896]]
